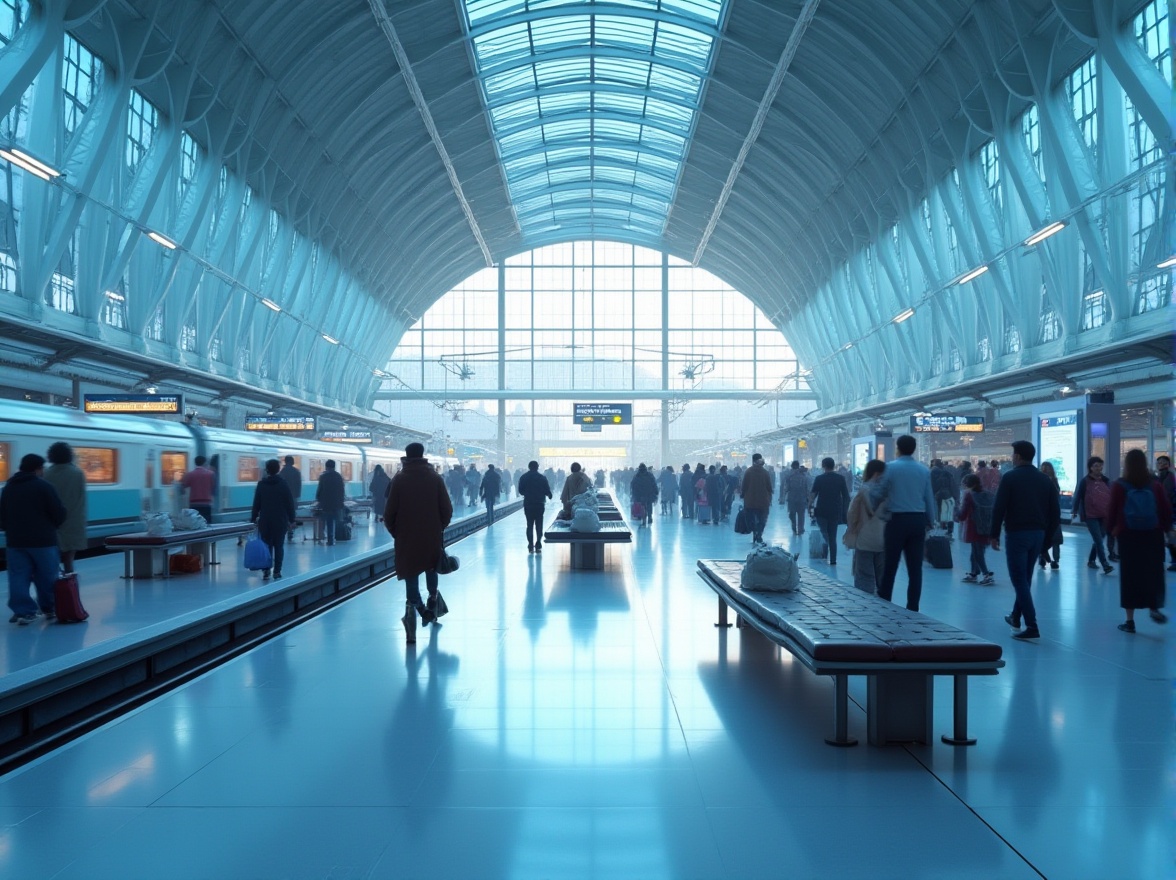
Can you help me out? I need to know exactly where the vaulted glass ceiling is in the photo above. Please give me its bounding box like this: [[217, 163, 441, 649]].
[[461, 0, 726, 244]]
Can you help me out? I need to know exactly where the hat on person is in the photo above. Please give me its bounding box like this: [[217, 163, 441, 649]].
[[19, 453, 45, 472]]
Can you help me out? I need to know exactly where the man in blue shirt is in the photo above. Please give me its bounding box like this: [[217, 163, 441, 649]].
[[870, 434, 937, 611]]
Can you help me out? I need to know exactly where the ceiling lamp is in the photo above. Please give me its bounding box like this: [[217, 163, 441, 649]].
[[0, 146, 61, 180], [892, 307, 915, 324], [1024, 221, 1066, 246], [955, 265, 989, 285]]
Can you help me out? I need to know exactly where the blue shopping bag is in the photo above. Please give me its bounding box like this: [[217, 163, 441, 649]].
[[243, 535, 272, 571]]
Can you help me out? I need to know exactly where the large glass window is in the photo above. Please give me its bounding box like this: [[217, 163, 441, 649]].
[[63, 34, 102, 143], [126, 89, 158, 178], [979, 140, 1002, 214], [1068, 55, 1098, 157], [1135, 0, 1171, 82]]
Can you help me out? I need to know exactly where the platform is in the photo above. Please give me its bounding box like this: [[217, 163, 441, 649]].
[[0, 512, 1169, 879]]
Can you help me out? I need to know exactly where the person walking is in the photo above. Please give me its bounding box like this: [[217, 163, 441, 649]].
[[990, 440, 1060, 641], [810, 458, 850, 566], [1107, 448, 1172, 633], [517, 460, 552, 553], [955, 473, 994, 585], [180, 455, 216, 522], [279, 455, 302, 541], [384, 443, 453, 640], [678, 464, 695, 519], [560, 462, 593, 517], [43, 441, 86, 574], [739, 453, 774, 544], [1155, 455, 1176, 571], [704, 465, 724, 526], [1, 454, 65, 624], [465, 464, 481, 508], [870, 434, 937, 612], [843, 459, 887, 593], [629, 464, 658, 527], [784, 462, 809, 536], [1072, 457, 1114, 574], [1037, 461, 1063, 570], [369, 464, 391, 521], [479, 464, 503, 524], [251, 459, 296, 579], [659, 465, 678, 516], [315, 459, 346, 545]]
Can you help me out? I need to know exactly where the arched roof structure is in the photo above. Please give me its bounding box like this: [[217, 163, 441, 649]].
[[0, 0, 1169, 419]]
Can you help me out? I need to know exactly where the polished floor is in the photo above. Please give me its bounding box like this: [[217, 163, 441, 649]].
[[0, 503, 1170, 879]]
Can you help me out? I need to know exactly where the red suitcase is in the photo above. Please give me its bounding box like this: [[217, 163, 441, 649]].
[[54, 572, 89, 623]]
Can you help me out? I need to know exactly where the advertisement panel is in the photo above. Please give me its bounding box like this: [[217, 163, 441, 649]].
[[852, 441, 872, 479], [1038, 412, 1079, 495], [572, 403, 632, 425]]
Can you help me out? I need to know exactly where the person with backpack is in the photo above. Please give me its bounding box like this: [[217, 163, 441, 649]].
[[843, 459, 888, 593], [955, 473, 994, 585], [1071, 456, 1114, 574], [1106, 448, 1172, 634]]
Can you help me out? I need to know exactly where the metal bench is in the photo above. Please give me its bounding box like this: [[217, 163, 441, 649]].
[[105, 523, 257, 579], [697, 559, 1004, 747], [543, 493, 632, 569]]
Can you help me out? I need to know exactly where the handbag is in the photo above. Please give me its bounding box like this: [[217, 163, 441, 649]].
[[733, 507, 751, 534], [243, 535, 273, 570], [436, 549, 460, 575]]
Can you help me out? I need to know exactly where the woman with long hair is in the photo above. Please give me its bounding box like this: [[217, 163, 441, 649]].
[[1037, 461, 1063, 570], [1106, 449, 1173, 633]]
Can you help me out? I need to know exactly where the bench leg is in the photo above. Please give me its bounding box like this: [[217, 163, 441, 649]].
[[941, 674, 977, 746], [825, 674, 858, 747], [715, 596, 732, 628]]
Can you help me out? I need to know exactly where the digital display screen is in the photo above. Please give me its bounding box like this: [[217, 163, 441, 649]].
[[1038, 412, 1078, 495], [245, 415, 316, 432], [84, 394, 182, 414], [910, 415, 985, 433], [573, 403, 632, 425], [853, 441, 871, 477], [320, 431, 372, 444]]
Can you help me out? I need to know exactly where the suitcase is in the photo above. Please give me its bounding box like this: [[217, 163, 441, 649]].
[[336, 520, 353, 541], [925, 534, 953, 569], [54, 572, 89, 623], [696, 503, 712, 522], [808, 530, 827, 559]]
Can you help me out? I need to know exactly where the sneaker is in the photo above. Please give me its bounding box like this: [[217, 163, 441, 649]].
[[1103, 565, 1114, 575], [1012, 628, 1041, 640], [1004, 613, 1021, 629], [1117, 620, 1135, 634], [979, 574, 995, 586], [962, 573, 977, 583], [1149, 609, 1168, 624], [15, 614, 37, 626]]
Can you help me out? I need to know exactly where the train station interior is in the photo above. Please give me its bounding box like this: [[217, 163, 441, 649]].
[[0, 0, 1171, 877]]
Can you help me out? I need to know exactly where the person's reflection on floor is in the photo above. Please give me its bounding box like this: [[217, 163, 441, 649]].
[[523, 554, 547, 641], [995, 650, 1059, 828]]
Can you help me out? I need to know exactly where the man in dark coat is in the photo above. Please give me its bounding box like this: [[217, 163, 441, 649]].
[[385, 443, 453, 636], [279, 455, 302, 542], [704, 465, 724, 525], [678, 464, 695, 519], [251, 459, 296, 579], [315, 459, 346, 545], [480, 464, 503, 524], [517, 460, 553, 553], [810, 457, 851, 565], [739, 453, 774, 544], [630, 463, 658, 527], [1, 453, 66, 624]]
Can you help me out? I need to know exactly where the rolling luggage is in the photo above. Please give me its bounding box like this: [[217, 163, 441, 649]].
[[54, 572, 89, 623], [696, 503, 713, 522], [733, 508, 751, 535], [631, 501, 646, 520], [925, 532, 953, 569]]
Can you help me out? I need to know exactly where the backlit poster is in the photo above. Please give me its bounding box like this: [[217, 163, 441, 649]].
[[783, 442, 796, 465], [1038, 412, 1078, 495], [852, 441, 871, 479]]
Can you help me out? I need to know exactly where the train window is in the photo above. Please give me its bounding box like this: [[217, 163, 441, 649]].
[[340, 461, 354, 481], [75, 447, 118, 484], [0, 442, 8, 480], [161, 451, 188, 485], [309, 459, 324, 481], [237, 456, 260, 482], [281, 455, 302, 471]]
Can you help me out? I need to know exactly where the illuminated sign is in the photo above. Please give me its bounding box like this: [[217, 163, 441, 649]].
[[245, 415, 316, 432], [539, 447, 628, 458], [573, 403, 632, 425], [910, 415, 986, 433], [320, 431, 372, 444], [1038, 411, 1079, 495], [83, 394, 182, 414]]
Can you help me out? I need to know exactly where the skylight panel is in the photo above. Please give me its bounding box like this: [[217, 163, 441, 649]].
[[461, 0, 726, 240]]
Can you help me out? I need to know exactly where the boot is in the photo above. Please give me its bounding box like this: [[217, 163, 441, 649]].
[[401, 601, 417, 643]]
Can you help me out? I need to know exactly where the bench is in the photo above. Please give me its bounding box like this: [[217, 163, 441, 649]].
[[294, 500, 371, 542], [105, 523, 257, 579], [697, 559, 1003, 747], [544, 493, 632, 569]]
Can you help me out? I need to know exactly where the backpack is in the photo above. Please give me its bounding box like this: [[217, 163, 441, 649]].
[[1084, 478, 1110, 519], [740, 545, 800, 592], [970, 491, 994, 537], [1117, 480, 1159, 530]]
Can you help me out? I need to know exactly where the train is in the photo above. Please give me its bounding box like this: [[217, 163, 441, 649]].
[[0, 399, 455, 549]]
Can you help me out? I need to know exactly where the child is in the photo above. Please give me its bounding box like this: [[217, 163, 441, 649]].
[[955, 473, 994, 585]]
